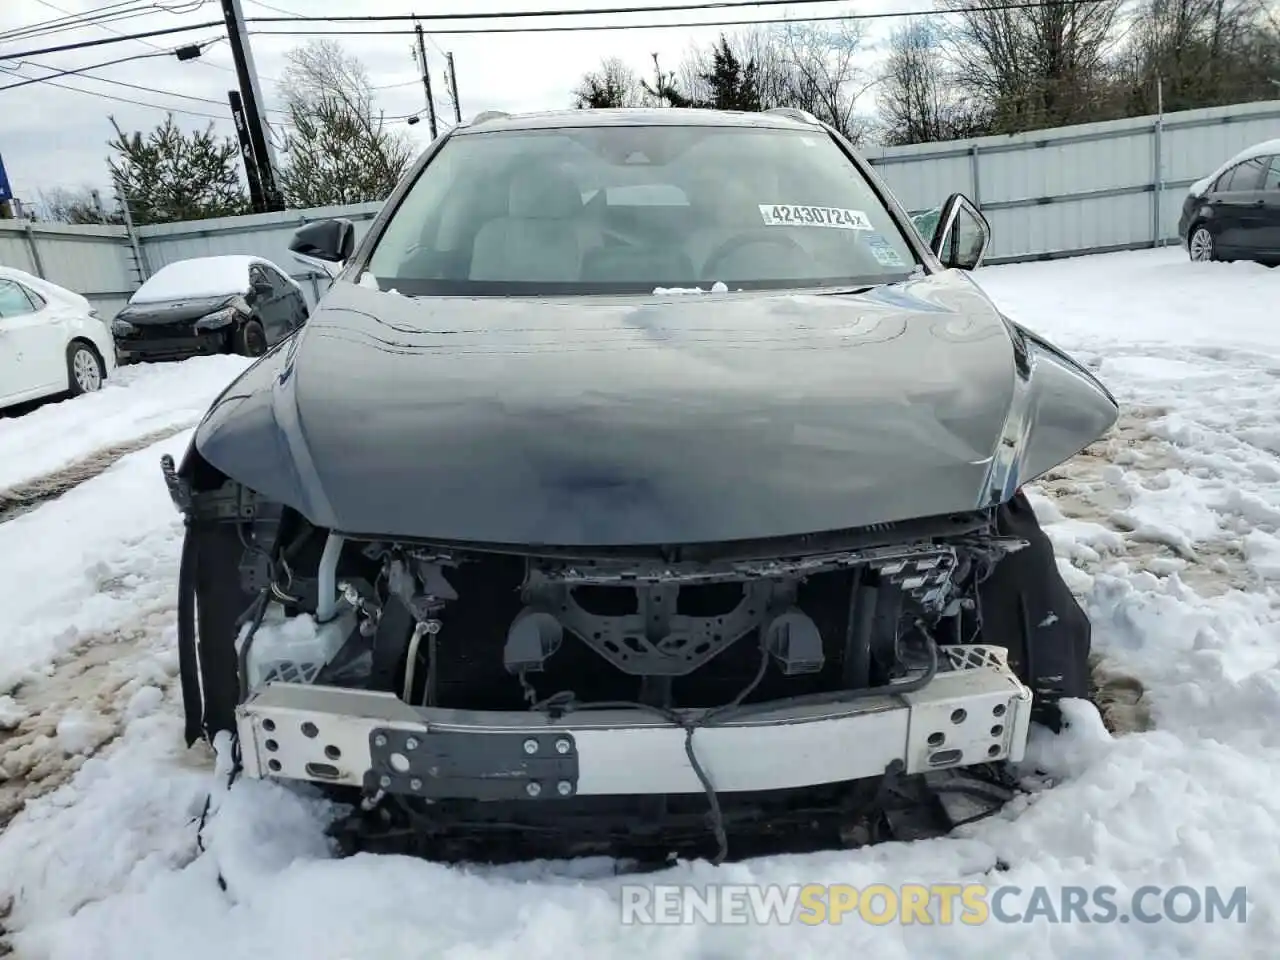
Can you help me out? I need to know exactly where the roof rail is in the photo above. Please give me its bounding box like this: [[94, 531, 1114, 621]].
[[469, 110, 511, 126], [764, 107, 821, 125]]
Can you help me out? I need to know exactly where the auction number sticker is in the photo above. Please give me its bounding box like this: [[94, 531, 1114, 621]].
[[759, 204, 873, 230]]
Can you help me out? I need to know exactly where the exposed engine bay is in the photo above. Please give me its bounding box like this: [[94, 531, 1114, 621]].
[[166, 458, 1087, 865]]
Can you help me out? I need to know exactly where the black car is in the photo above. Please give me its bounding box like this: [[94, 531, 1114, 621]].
[[1179, 141, 1280, 264], [112, 254, 309, 363], [163, 107, 1117, 865]]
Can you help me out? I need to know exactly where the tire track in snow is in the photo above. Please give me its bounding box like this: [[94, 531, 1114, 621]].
[[1027, 403, 1256, 736], [0, 423, 195, 526], [0, 606, 180, 833]]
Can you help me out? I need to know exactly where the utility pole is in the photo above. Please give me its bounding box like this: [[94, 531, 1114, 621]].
[[220, 0, 283, 210], [229, 90, 267, 212], [414, 21, 439, 139], [446, 52, 461, 122]]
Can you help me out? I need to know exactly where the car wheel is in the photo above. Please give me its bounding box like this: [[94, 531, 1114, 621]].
[[66, 341, 106, 396], [1188, 224, 1216, 262], [234, 319, 268, 357]]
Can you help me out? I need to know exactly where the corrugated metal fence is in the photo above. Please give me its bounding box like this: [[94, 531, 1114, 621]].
[[862, 98, 1280, 262], [2, 98, 1277, 316]]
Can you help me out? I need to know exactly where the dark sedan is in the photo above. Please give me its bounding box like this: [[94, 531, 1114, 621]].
[[1179, 140, 1280, 264], [112, 254, 309, 363]]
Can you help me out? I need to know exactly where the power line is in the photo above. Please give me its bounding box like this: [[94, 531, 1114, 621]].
[[31, 0, 255, 82], [0, 47, 195, 92], [0, 0, 156, 43], [18, 73, 230, 119], [371, 77, 422, 90], [2, 53, 239, 107], [243, 0, 303, 15], [0, 21, 224, 61], [4, 1, 212, 46], [241, 0, 925, 24], [244, 0, 1112, 37]]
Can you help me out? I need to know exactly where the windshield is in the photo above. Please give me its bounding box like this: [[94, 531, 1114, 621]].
[[362, 124, 919, 296]]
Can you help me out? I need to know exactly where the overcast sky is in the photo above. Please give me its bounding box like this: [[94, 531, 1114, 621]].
[[0, 0, 909, 204]]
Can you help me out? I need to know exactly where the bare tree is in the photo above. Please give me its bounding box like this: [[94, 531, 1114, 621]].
[[939, 0, 1126, 133], [670, 24, 878, 140], [35, 186, 122, 225], [1116, 0, 1280, 113], [277, 40, 416, 207], [879, 19, 989, 145], [573, 57, 644, 108], [772, 23, 879, 143]]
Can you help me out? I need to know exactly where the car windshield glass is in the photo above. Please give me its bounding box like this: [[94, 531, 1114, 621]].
[[362, 124, 920, 295]]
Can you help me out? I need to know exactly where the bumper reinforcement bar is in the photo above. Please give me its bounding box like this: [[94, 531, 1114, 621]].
[[236, 645, 1033, 799]]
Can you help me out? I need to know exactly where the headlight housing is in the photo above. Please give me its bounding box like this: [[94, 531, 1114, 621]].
[[195, 307, 239, 331], [983, 321, 1118, 504], [111, 318, 136, 337]]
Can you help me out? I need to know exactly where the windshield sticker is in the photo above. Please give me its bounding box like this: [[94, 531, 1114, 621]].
[[758, 204, 873, 230], [864, 233, 906, 267]]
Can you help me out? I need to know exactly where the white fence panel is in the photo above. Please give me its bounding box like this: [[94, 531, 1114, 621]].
[[0, 221, 135, 317], [864, 98, 1280, 261]]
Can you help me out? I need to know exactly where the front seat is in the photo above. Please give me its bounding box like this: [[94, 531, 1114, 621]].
[[469, 165, 587, 282]]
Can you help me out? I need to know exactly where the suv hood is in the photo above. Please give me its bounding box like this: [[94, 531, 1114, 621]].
[[117, 293, 243, 325], [191, 272, 1116, 546]]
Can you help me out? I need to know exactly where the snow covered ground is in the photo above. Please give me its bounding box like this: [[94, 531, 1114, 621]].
[[0, 355, 250, 494], [1, 248, 1278, 959]]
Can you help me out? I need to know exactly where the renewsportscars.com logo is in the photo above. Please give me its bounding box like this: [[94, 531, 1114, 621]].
[[619, 884, 1250, 926]]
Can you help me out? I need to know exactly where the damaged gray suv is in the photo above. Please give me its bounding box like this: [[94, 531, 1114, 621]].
[[162, 107, 1117, 866]]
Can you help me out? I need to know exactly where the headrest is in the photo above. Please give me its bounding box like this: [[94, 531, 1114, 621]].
[[508, 164, 584, 219]]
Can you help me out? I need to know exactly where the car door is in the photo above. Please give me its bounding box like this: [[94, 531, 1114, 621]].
[[248, 263, 291, 343], [0, 279, 64, 400], [1256, 155, 1280, 257], [267, 265, 308, 333], [1208, 156, 1267, 255]]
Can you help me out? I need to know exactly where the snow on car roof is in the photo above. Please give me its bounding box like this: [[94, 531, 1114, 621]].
[[127, 254, 279, 305], [1190, 138, 1280, 195]]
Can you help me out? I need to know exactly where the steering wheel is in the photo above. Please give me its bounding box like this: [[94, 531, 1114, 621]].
[[701, 231, 808, 281]]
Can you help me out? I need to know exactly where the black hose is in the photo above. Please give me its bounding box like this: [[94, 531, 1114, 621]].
[[530, 622, 942, 865]]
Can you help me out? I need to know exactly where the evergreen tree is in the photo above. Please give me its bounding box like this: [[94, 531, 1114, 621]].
[[107, 115, 249, 225], [700, 35, 763, 111]]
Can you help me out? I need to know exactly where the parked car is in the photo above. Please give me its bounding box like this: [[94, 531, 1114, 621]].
[[111, 254, 309, 363], [1179, 138, 1280, 264], [162, 107, 1117, 865], [0, 265, 115, 413]]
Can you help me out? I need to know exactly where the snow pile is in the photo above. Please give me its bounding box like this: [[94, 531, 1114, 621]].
[[653, 281, 730, 294], [0, 248, 1277, 958]]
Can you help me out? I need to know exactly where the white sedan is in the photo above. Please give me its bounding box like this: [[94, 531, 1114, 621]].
[[0, 266, 116, 413]]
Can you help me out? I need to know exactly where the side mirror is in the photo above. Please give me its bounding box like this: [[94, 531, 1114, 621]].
[[289, 218, 356, 280], [928, 194, 990, 271]]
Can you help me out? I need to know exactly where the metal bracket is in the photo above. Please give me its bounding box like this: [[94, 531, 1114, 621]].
[[159, 454, 192, 515], [367, 728, 580, 800], [526, 574, 795, 676]]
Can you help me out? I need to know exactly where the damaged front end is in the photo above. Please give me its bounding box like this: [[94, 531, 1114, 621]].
[[113, 295, 250, 363], [164, 454, 1038, 865]]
